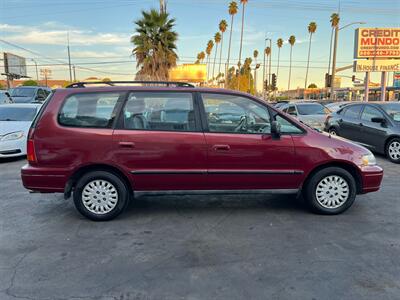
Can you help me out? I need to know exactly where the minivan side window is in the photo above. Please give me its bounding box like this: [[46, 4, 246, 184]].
[[343, 105, 362, 118], [59, 93, 120, 128], [361, 106, 384, 122], [201, 93, 271, 134], [123, 92, 196, 132], [287, 105, 297, 116]]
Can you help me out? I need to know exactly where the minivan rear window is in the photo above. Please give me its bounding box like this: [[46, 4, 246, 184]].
[[58, 93, 121, 128]]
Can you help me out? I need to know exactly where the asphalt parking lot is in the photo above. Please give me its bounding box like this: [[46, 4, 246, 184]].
[[0, 157, 399, 300]]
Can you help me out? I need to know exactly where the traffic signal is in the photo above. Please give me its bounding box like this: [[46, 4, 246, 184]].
[[264, 80, 268, 91], [325, 73, 332, 88], [271, 73, 277, 90]]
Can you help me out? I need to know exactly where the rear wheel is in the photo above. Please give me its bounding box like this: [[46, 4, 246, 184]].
[[304, 167, 356, 215], [386, 138, 400, 163], [73, 171, 129, 221]]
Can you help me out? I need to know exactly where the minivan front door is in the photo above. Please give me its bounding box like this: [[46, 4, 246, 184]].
[[112, 92, 207, 191], [200, 93, 301, 190]]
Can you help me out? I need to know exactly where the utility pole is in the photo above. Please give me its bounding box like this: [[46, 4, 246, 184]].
[[364, 72, 370, 102], [268, 39, 272, 93], [381, 71, 387, 101], [40, 68, 52, 87], [330, 24, 339, 99], [31, 59, 39, 81], [67, 32, 72, 82], [73, 65, 76, 82], [262, 39, 267, 100]]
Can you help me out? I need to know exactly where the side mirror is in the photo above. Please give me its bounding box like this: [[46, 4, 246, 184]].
[[271, 120, 281, 139], [371, 117, 386, 125]]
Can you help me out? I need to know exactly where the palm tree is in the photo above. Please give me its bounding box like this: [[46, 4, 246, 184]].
[[218, 20, 228, 76], [212, 32, 222, 80], [206, 40, 214, 81], [305, 22, 317, 89], [253, 49, 258, 91], [199, 51, 205, 63], [287, 35, 296, 91], [276, 38, 283, 81], [238, 0, 248, 66], [131, 9, 178, 80], [226, 1, 238, 78], [328, 13, 340, 74]]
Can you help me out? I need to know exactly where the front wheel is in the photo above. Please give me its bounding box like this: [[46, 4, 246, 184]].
[[328, 127, 339, 136], [73, 171, 129, 221], [304, 167, 356, 215], [386, 138, 400, 163]]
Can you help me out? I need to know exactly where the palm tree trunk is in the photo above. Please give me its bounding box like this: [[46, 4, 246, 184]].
[[288, 46, 293, 92], [238, 3, 245, 65], [212, 43, 219, 81], [305, 33, 312, 89], [207, 55, 211, 81], [226, 14, 234, 85], [276, 48, 281, 81], [327, 27, 334, 74], [218, 34, 224, 76]]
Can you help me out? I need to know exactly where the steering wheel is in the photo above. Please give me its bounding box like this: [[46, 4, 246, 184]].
[[234, 115, 248, 132]]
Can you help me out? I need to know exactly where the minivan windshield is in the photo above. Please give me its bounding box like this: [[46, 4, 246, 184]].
[[297, 103, 327, 115], [9, 88, 35, 97], [381, 103, 400, 122], [0, 107, 37, 121]]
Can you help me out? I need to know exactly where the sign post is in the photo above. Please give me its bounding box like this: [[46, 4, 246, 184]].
[[364, 72, 370, 102]]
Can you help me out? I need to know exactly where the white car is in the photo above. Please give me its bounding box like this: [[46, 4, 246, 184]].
[[0, 104, 42, 158]]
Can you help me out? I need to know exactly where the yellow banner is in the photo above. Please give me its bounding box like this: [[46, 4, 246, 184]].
[[354, 59, 400, 72]]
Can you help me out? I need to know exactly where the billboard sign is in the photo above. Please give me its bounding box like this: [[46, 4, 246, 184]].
[[3, 53, 27, 77], [169, 64, 206, 83], [353, 59, 400, 72], [354, 28, 400, 59]]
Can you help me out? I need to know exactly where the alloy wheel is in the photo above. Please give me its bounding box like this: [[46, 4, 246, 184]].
[[388, 141, 400, 161]]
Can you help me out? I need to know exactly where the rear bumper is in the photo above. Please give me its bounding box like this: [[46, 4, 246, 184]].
[[21, 164, 68, 193], [360, 165, 384, 194]]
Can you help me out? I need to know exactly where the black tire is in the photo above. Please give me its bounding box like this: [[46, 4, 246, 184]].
[[385, 138, 400, 164], [73, 171, 129, 221], [304, 167, 357, 215], [328, 127, 339, 136]]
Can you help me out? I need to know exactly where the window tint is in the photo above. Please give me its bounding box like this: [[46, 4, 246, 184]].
[[59, 93, 120, 128], [297, 103, 326, 115], [123, 92, 195, 131], [361, 106, 384, 122], [275, 115, 303, 134], [287, 106, 297, 115], [202, 93, 271, 134], [343, 105, 362, 118]]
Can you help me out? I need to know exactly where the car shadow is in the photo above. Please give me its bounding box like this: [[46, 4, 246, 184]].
[[122, 193, 307, 217], [0, 156, 26, 163]]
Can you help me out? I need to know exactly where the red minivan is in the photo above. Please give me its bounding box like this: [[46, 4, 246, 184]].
[[21, 81, 383, 221]]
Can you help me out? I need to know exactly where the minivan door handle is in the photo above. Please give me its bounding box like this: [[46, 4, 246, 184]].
[[118, 141, 135, 148], [213, 144, 230, 151]]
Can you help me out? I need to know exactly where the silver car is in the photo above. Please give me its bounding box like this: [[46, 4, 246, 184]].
[[280, 102, 331, 131]]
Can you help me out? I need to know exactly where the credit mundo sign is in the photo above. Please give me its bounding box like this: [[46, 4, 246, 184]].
[[354, 28, 400, 58]]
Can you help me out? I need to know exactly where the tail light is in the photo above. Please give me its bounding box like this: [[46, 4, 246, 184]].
[[27, 128, 37, 163]]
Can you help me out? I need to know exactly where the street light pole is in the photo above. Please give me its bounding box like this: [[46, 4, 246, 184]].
[[330, 21, 366, 100], [263, 38, 271, 100], [30, 59, 39, 81]]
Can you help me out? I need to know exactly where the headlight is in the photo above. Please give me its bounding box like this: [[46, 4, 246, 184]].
[[1, 131, 24, 141], [361, 153, 376, 166]]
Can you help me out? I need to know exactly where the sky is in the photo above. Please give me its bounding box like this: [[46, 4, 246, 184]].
[[1, 0, 400, 90]]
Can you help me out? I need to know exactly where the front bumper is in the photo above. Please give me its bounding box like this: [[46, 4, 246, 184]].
[[0, 139, 26, 158], [21, 164, 68, 193], [360, 165, 384, 194]]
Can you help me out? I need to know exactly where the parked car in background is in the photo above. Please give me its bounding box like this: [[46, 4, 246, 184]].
[[325, 101, 353, 112], [274, 101, 290, 109], [280, 102, 331, 131], [0, 104, 42, 158], [21, 81, 383, 221], [325, 102, 400, 163], [8, 86, 51, 103], [0, 90, 13, 104]]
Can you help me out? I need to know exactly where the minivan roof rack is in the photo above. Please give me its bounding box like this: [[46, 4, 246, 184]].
[[66, 81, 195, 88]]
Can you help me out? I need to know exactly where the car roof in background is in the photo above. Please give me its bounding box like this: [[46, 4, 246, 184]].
[[0, 103, 42, 108]]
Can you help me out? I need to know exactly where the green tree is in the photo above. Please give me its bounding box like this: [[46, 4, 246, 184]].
[[276, 38, 283, 83], [218, 20, 228, 76], [227, 57, 254, 94], [22, 80, 38, 86], [305, 21, 317, 89], [308, 83, 317, 88], [238, 0, 248, 66], [206, 40, 214, 81], [212, 32, 222, 80], [288, 35, 296, 91], [131, 9, 178, 80], [328, 13, 340, 73], [226, 1, 238, 76]]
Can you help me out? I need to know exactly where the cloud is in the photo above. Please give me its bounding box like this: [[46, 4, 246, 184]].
[[1, 23, 130, 46]]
